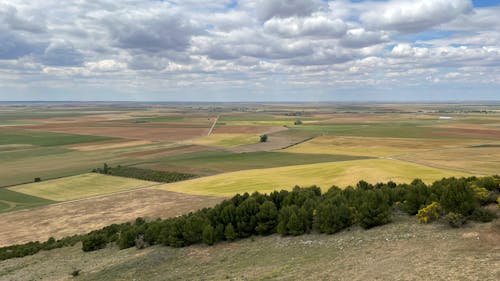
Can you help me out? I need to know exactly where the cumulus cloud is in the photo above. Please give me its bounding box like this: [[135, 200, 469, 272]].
[[257, 0, 325, 22], [0, 0, 499, 100], [39, 41, 84, 67], [104, 10, 197, 53], [264, 16, 347, 38], [361, 0, 473, 33]]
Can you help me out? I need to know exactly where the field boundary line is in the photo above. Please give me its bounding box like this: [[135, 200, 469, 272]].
[[207, 115, 220, 136], [1, 183, 166, 216]]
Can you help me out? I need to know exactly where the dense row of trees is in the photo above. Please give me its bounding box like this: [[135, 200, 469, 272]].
[[92, 164, 195, 183], [1, 176, 498, 261]]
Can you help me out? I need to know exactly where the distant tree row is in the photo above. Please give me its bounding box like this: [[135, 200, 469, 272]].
[[1, 175, 498, 261], [92, 164, 195, 183]]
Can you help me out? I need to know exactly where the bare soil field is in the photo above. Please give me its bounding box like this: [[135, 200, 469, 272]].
[[0, 189, 222, 247]]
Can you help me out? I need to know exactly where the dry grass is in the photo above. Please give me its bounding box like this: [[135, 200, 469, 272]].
[[0, 188, 222, 247], [396, 146, 500, 175], [157, 159, 472, 196], [9, 173, 156, 201]]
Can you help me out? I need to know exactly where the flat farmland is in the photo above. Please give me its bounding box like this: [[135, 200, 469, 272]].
[[25, 126, 209, 142], [283, 135, 488, 157], [157, 159, 472, 196], [0, 189, 54, 213], [395, 145, 500, 175], [0, 189, 222, 247], [9, 173, 156, 201], [0, 147, 136, 186], [0, 129, 114, 146], [187, 133, 259, 147], [137, 151, 367, 175]]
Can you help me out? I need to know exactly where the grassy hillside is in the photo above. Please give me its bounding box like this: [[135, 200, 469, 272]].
[[158, 159, 472, 196], [9, 173, 156, 201], [1, 216, 497, 281]]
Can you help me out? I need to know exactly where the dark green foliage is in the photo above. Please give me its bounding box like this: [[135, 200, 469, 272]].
[[255, 201, 278, 235], [403, 179, 432, 215], [82, 234, 107, 252], [202, 225, 216, 245], [440, 179, 479, 216], [260, 134, 268, 142], [358, 190, 391, 229], [34, 177, 41, 182], [471, 208, 497, 222], [314, 196, 352, 234], [224, 224, 237, 241], [235, 198, 260, 237], [71, 269, 80, 277], [93, 164, 195, 183]]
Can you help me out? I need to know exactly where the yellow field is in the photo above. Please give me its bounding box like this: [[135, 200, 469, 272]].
[[157, 159, 472, 196], [283, 136, 484, 157], [9, 173, 156, 201], [187, 133, 259, 147], [396, 146, 500, 175]]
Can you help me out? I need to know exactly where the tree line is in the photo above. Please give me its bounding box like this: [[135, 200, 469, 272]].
[[1, 175, 498, 261], [93, 164, 195, 183]]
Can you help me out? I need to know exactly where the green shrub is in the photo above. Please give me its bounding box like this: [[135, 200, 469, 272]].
[[358, 190, 391, 229], [82, 234, 107, 252], [446, 212, 466, 228], [440, 179, 479, 216], [471, 208, 497, 223], [202, 225, 216, 246], [224, 224, 237, 241]]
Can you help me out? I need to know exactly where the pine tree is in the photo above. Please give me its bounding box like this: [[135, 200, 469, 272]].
[[224, 224, 237, 241], [202, 225, 216, 245]]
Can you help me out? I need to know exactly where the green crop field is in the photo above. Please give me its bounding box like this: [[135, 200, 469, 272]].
[[139, 151, 368, 174], [188, 133, 260, 147], [0, 129, 115, 147], [157, 159, 472, 196], [9, 173, 157, 201], [0, 189, 55, 213]]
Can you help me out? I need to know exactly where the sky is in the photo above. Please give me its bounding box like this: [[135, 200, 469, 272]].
[[0, 0, 499, 102]]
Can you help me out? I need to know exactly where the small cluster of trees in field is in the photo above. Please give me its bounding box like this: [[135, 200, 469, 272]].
[[92, 164, 195, 183], [1, 176, 498, 261]]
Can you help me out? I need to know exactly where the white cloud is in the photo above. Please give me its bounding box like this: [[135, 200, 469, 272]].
[[361, 0, 473, 33]]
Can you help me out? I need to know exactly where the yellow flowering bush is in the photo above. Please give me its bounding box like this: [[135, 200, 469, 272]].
[[417, 202, 441, 224]]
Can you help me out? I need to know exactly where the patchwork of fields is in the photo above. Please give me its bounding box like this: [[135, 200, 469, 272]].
[[158, 159, 472, 196], [0, 103, 499, 248]]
